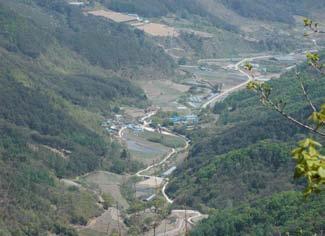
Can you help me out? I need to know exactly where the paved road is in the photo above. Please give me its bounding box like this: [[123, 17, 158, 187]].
[[118, 55, 273, 234], [201, 55, 272, 108], [119, 111, 204, 235]]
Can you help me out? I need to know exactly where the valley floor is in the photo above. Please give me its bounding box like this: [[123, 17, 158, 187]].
[[72, 48, 310, 235]]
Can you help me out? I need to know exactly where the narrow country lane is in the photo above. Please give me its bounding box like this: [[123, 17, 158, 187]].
[[118, 111, 204, 235], [201, 55, 272, 108]]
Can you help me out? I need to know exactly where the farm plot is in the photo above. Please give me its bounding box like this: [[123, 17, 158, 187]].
[[77, 172, 129, 236], [81, 171, 129, 209], [181, 66, 247, 90], [79, 208, 127, 236], [144, 211, 204, 236], [88, 10, 137, 23], [136, 23, 179, 37], [88, 10, 179, 37], [138, 130, 186, 149], [123, 129, 170, 165], [137, 80, 190, 111], [122, 107, 146, 120]]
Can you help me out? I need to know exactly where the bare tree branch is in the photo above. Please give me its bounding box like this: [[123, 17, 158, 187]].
[[309, 62, 325, 75], [272, 105, 325, 137], [296, 72, 317, 112], [259, 91, 325, 137]]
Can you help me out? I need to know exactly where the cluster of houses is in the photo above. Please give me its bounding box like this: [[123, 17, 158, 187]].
[[127, 124, 144, 134], [169, 114, 199, 125], [101, 114, 123, 134], [101, 114, 145, 135]]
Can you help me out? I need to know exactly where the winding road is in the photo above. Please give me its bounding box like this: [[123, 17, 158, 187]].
[[121, 55, 274, 232], [119, 111, 204, 235], [117, 54, 276, 234], [201, 55, 272, 108]]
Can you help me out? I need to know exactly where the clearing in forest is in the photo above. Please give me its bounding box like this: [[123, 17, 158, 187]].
[[88, 9, 179, 37], [123, 129, 170, 165], [136, 23, 179, 37], [88, 10, 137, 23], [81, 171, 129, 209]]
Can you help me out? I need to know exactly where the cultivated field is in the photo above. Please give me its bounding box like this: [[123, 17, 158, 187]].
[[145, 211, 205, 236], [180, 65, 247, 91], [139, 130, 187, 149], [137, 176, 164, 189], [88, 9, 179, 37], [123, 129, 170, 165], [137, 23, 179, 37], [122, 107, 146, 119], [79, 208, 127, 236], [81, 171, 129, 209], [88, 10, 137, 23], [137, 80, 191, 111]]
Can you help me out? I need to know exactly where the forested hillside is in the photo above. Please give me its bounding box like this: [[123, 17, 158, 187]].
[[219, 0, 325, 24], [1, 0, 324, 235], [99, 0, 324, 58], [0, 0, 175, 234], [101, 0, 324, 25], [101, 0, 238, 32], [191, 191, 325, 235], [1, 0, 174, 72], [167, 58, 325, 234]]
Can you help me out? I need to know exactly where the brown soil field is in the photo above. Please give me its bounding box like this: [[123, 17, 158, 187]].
[[122, 107, 146, 119], [82, 171, 129, 209], [136, 23, 179, 37], [88, 10, 136, 23], [137, 80, 190, 111], [88, 10, 179, 37], [137, 176, 164, 188], [79, 207, 127, 236], [145, 211, 199, 236]]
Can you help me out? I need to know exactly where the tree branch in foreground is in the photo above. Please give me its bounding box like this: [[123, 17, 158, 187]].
[[296, 72, 317, 112], [247, 81, 325, 137]]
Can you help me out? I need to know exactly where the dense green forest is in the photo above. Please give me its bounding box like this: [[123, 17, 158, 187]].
[[191, 191, 325, 235], [101, 0, 325, 25], [99, 0, 321, 58], [0, 0, 176, 234], [0, 0, 324, 235], [167, 60, 325, 234], [219, 0, 325, 24], [0, 0, 174, 71], [100, 0, 239, 32]]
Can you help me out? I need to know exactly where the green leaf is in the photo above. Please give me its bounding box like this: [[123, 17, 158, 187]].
[[318, 167, 325, 178]]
